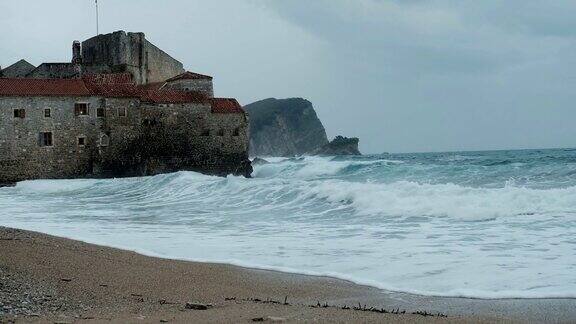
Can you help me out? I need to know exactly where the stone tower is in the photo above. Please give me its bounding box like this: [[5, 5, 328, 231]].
[[81, 31, 185, 84], [72, 41, 82, 64]]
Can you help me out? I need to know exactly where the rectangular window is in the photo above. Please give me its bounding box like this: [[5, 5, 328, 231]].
[[40, 132, 53, 147], [97, 107, 105, 117], [44, 108, 51, 118], [217, 129, 225, 137], [233, 128, 240, 136], [78, 137, 86, 146], [74, 103, 89, 116], [201, 129, 210, 136], [118, 107, 127, 117], [13, 109, 25, 119]]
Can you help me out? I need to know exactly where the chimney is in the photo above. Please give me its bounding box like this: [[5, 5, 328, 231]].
[[72, 41, 82, 64]]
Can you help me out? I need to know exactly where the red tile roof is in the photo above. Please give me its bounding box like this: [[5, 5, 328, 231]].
[[82, 73, 208, 103], [0, 78, 91, 96], [211, 98, 244, 114], [165, 71, 213, 82], [0, 74, 238, 107], [81, 73, 142, 98]]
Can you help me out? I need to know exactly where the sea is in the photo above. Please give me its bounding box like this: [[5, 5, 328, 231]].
[[1, 148, 575, 299]]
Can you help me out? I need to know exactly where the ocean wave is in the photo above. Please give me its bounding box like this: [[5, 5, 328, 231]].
[[9, 167, 576, 223], [14, 178, 101, 193], [3, 150, 576, 299], [306, 180, 576, 221], [253, 156, 403, 179]]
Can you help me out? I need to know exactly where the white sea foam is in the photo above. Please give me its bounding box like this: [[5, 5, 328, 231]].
[[253, 156, 402, 179], [307, 180, 576, 221], [2, 152, 576, 299], [15, 178, 99, 193]]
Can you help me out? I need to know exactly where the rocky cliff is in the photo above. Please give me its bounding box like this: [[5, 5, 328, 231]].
[[245, 98, 329, 157]]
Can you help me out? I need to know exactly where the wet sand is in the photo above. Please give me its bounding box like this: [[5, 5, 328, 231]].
[[0, 227, 574, 323]]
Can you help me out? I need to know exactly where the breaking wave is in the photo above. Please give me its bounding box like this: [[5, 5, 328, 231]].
[[2, 149, 576, 299]]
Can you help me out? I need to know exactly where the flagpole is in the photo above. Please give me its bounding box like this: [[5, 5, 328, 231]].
[[96, 0, 99, 35]]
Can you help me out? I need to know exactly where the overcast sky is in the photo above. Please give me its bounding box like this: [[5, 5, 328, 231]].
[[1, 0, 575, 153]]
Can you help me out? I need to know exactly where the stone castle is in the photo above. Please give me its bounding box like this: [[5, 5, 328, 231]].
[[0, 31, 252, 185]]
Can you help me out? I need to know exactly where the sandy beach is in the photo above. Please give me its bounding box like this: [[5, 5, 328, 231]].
[[0, 226, 574, 323]]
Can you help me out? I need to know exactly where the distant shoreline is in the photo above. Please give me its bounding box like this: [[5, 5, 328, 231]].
[[1, 227, 576, 323]]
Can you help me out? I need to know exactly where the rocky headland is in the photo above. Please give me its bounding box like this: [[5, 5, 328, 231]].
[[245, 97, 361, 157], [244, 98, 329, 157]]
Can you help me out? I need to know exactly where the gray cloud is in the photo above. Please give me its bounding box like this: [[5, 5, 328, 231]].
[[1, 0, 575, 153], [259, 0, 576, 152]]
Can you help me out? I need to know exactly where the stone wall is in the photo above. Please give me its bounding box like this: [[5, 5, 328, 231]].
[[26, 63, 81, 79], [144, 40, 186, 84], [91, 97, 143, 176], [26, 63, 113, 79], [163, 79, 214, 98], [82, 31, 134, 67], [1, 60, 36, 78], [0, 96, 102, 184], [96, 102, 251, 177], [207, 113, 250, 156], [81, 31, 184, 84], [0, 95, 251, 184], [6, 31, 185, 84]]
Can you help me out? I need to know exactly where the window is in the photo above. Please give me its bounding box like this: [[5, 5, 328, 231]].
[[201, 129, 210, 137], [13, 109, 25, 119], [77, 137, 86, 147], [74, 103, 89, 116], [233, 128, 240, 136], [44, 108, 51, 118], [217, 129, 225, 137], [39, 132, 53, 147], [97, 107, 105, 118], [99, 134, 110, 147], [118, 107, 127, 117]]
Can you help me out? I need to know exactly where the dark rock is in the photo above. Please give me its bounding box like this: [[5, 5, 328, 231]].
[[310, 136, 361, 156], [185, 302, 212, 310], [245, 98, 329, 157]]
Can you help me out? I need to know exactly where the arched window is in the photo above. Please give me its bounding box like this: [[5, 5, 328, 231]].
[[99, 134, 110, 147]]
